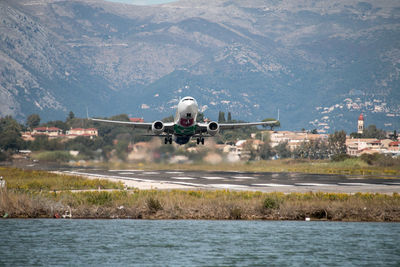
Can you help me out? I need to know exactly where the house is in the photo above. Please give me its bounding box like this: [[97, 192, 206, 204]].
[[268, 131, 328, 151], [66, 128, 98, 139], [345, 138, 394, 156], [388, 141, 400, 152], [32, 127, 63, 138], [21, 131, 35, 141]]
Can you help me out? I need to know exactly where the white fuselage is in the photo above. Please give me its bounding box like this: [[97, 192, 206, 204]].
[[175, 97, 198, 127], [173, 97, 199, 144]]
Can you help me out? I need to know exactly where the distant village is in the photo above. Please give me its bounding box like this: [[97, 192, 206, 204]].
[[18, 114, 400, 162]]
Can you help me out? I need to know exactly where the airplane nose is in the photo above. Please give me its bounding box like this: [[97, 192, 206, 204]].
[[180, 101, 198, 118]]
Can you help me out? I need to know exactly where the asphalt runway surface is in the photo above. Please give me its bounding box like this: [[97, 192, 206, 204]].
[[60, 168, 400, 193]]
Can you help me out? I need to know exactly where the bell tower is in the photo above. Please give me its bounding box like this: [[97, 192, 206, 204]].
[[357, 113, 364, 134]]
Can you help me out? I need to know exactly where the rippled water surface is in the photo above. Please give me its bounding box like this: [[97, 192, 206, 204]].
[[1, 220, 399, 266]]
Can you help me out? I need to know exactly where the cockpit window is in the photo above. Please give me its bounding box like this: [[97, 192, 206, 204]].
[[182, 98, 194, 102]]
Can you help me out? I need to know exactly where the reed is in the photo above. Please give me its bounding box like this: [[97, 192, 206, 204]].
[[2, 188, 399, 221]]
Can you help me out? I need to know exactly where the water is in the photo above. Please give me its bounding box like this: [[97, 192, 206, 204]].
[[1, 220, 399, 266]]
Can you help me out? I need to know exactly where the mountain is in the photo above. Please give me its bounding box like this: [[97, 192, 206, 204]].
[[1, 0, 399, 133]]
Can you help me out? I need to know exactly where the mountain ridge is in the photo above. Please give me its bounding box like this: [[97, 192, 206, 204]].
[[1, 0, 399, 132]]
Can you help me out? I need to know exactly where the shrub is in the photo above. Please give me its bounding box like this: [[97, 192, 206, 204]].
[[331, 154, 351, 162], [34, 151, 73, 162], [263, 195, 281, 210], [360, 153, 380, 165], [229, 206, 242, 220], [360, 153, 400, 167], [146, 197, 163, 213], [0, 151, 9, 162], [374, 154, 400, 167], [86, 192, 113, 206]]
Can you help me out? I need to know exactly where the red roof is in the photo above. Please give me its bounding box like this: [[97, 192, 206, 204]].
[[389, 141, 400, 147], [34, 127, 61, 131], [358, 113, 364, 121], [130, 118, 144, 122]]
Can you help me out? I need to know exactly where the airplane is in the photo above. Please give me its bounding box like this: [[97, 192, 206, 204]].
[[89, 96, 278, 145]]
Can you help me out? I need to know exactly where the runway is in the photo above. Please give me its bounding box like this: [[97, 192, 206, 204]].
[[60, 168, 400, 193]]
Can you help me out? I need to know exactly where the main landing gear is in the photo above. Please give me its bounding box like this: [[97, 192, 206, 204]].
[[164, 136, 172, 144], [196, 137, 205, 145]]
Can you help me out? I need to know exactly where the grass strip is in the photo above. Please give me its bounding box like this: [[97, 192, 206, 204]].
[[0, 167, 124, 191], [1, 189, 399, 221], [88, 159, 400, 177]]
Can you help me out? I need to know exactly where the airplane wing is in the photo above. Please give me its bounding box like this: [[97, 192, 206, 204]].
[[89, 118, 174, 132], [197, 120, 278, 132], [217, 121, 278, 130]]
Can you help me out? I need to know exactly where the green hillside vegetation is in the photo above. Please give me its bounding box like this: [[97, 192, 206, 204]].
[[1, 114, 399, 177]]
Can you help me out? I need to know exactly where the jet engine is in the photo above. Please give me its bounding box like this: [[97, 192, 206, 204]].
[[152, 121, 164, 135], [207, 121, 219, 136]]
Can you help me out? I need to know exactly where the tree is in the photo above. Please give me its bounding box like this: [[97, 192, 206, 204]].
[[218, 111, 226, 123], [68, 111, 75, 120], [196, 112, 204, 122], [363, 125, 386, 139], [275, 141, 291, 159], [227, 112, 232, 122], [0, 116, 25, 151], [293, 139, 329, 160], [350, 132, 362, 138], [389, 130, 398, 141], [43, 120, 68, 132], [259, 142, 275, 160], [111, 114, 130, 122], [328, 130, 347, 157], [162, 115, 174, 122], [115, 140, 129, 161], [26, 114, 41, 129]]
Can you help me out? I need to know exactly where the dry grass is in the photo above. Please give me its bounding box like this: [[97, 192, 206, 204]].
[[0, 189, 65, 218], [1, 167, 399, 221], [89, 159, 400, 177], [0, 167, 124, 191], [2, 189, 399, 221]]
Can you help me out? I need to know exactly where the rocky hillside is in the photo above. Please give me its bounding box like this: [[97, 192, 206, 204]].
[[1, 0, 399, 132]]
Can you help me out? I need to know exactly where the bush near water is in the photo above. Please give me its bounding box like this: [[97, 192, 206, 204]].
[[1, 167, 399, 221]]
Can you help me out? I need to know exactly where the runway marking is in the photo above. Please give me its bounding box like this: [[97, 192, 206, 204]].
[[142, 172, 160, 175], [171, 177, 196, 180], [118, 172, 136, 175], [170, 182, 204, 187], [338, 183, 375, 186], [385, 182, 400, 185], [202, 176, 225, 180], [209, 184, 249, 189], [295, 183, 335, 186], [109, 170, 142, 173], [64, 171, 144, 182], [231, 176, 255, 179], [252, 183, 293, 187], [64, 171, 198, 187], [165, 171, 184, 174]]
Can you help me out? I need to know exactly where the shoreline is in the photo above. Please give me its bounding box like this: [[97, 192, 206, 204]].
[[1, 166, 400, 222], [2, 189, 400, 222]]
